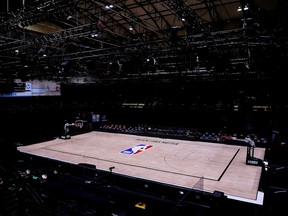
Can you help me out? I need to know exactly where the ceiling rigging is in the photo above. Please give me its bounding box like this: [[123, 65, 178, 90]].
[[0, 0, 287, 82]]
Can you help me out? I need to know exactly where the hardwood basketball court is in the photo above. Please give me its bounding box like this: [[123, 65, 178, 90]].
[[17, 131, 266, 205]]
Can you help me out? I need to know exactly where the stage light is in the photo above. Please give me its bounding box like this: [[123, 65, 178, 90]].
[[91, 33, 99, 37], [237, 4, 248, 12], [26, 169, 31, 174], [32, 176, 38, 180], [41, 174, 48, 180], [105, 3, 113, 9]]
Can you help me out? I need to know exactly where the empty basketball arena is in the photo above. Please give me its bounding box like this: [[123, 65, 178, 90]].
[[14, 130, 267, 215], [17, 131, 266, 202], [1, 0, 288, 216]]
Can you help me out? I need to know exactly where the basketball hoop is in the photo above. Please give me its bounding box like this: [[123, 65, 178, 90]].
[[75, 120, 84, 129]]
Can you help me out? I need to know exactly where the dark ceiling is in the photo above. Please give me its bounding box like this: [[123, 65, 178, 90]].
[[0, 0, 287, 83]]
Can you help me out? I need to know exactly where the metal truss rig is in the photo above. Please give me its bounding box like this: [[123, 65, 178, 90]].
[[161, 0, 211, 33], [0, 0, 287, 80]]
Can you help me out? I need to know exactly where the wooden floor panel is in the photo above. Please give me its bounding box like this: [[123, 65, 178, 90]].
[[17, 131, 266, 202]]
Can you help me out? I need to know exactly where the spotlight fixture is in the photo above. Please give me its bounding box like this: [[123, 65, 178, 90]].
[[237, 4, 249, 11], [105, 3, 113, 9], [91, 33, 99, 37], [41, 174, 48, 180]]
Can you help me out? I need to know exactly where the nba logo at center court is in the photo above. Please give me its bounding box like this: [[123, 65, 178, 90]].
[[120, 144, 153, 155]]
